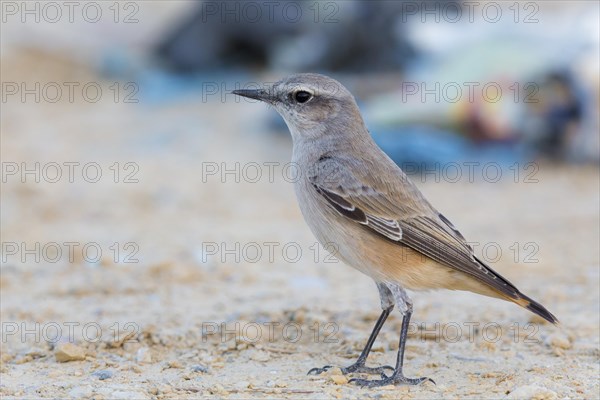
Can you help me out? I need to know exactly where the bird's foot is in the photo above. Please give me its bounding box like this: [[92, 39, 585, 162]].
[[342, 363, 395, 375], [349, 372, 434, 388], [307, 365, 333, 375], [307, 362, 394, 376]]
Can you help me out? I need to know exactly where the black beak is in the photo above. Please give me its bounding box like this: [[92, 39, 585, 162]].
[[232, 89, 273, 102]]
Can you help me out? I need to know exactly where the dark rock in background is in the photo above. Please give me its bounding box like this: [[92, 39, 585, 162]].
[[153, 1, 441, 72]]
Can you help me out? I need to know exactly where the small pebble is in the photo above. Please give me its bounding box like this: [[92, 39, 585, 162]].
[[508, 385, 558, 400], [547, 333, 572, 350], [14, 356, 32, 364], [234, 380, 250, 389], [91, 369, 113, 380], [25, 347, 46, 359], [136, 347, 152, 364], [326, 367, 344, 375], [192, 364, 208, 373], [211, 384, 227, 395], [108, 330, 137, 348], [130, 364, 143, 373], [111, 390, 150, 400], [55, 343, 86, 362], [292, 308, 306, 323], [68, 385, 93, 399], [371, 345, 385, 353], [249, 350, 270, 362], [330, 374, 348, 385], [167, 360, 183, 369]]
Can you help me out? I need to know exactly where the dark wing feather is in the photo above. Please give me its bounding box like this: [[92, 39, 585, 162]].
[[313, 184, 366, 223], [313, 183, 401, 240]]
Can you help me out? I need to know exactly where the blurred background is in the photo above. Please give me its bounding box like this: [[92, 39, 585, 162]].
[[1, 1, 599, 399]]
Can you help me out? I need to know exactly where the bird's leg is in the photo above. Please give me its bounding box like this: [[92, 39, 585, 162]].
[[308, 283, 395, 376], [349, 284, 434, 387]]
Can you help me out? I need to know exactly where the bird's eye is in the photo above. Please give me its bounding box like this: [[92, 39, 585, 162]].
[[294, 91, 312, 103]]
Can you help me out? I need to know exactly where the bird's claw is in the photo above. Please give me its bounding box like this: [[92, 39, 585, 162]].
[[342, 364, 395, 375], [308, 363, 394, 376], [307, 365, 333, 375], [349, 375, 435, 388]]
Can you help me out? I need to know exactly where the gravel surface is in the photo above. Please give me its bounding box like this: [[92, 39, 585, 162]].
[[1, 53, 599, 399]]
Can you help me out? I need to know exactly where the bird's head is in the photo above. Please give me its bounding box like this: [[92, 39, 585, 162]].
[[233, 73, 365, 140]]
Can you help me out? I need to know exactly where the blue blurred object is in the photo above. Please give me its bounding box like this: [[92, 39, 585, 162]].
[[371, 125, 528, 170]]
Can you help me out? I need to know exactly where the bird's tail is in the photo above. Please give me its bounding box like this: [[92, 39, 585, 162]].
[[512, 293, 559, 325], [471, 255, 559, 325]]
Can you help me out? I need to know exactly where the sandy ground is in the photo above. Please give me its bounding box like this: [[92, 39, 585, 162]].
[[1, 53, 599, 399]]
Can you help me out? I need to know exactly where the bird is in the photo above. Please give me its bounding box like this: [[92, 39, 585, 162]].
[[232, 73, 558, 387]]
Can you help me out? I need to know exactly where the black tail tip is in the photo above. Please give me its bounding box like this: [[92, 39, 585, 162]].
[[524, 298, 559, 325]]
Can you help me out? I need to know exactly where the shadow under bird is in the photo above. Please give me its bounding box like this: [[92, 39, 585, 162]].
[[232, 73, 558, 388]]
